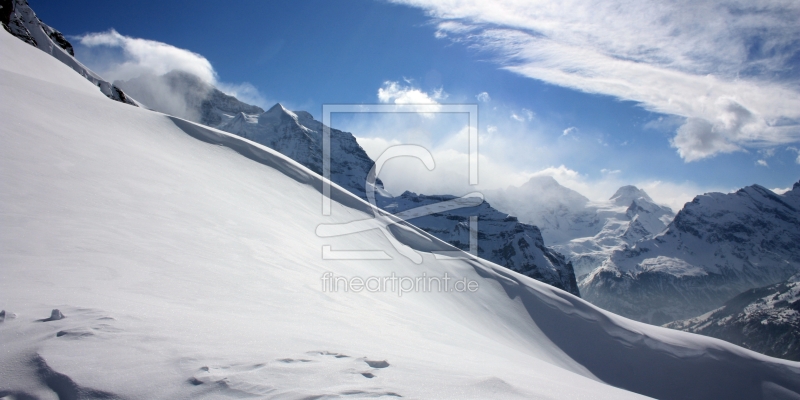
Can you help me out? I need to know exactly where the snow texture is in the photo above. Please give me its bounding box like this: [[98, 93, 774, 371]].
[[2, 27, 800, 399]]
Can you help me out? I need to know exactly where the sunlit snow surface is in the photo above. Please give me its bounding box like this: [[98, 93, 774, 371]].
[[2, 29, 800, 399]]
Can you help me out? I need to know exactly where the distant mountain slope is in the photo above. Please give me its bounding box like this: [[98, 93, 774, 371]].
[[1, 0, 136, 105], [115, 70, 263, 126], [666, 273, 800, 361], [381, 191, 579, 295], [488, 178, 674, 277], [581, 182, 800, 325]]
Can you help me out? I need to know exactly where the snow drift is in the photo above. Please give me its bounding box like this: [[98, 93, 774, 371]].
[[2, 27, 800, 400]]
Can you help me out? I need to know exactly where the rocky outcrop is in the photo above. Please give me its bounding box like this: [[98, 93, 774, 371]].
[[1, 0, 135, 105]]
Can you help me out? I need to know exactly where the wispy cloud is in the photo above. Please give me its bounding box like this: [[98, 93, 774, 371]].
[[788, 146, 800, 164], [378, 81, 446, 104], [511, 108, 534, 122], [392, 0, 800, 161], [526, 165, 726, 211], [76, 29, 216, 83], [74, 29, 269, 108], [476, 91, 491, 102], [562, 126, 577, 136]]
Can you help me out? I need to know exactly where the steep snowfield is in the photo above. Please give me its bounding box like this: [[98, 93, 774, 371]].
[[118, 71, 579, 295], [2, 29, 800, 400]]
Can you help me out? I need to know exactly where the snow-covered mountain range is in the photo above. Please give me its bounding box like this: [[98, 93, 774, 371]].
[[380, 192, 579, 294], [581, 182, 800, 325], [666, 273, 800, 361], [488, 177, 674, 277], [116, 71, 580, 295], [1, 0, 137, 106], [4, 21, 800, 398]]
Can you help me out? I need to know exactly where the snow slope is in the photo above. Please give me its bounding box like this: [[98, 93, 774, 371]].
[[2, 28, 800, 400], [1, 0, 137, 106], [118, 71, 579, 295]]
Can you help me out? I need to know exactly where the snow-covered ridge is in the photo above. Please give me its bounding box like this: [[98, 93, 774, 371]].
[[581, 182, 800, 325], [666, 272, 800, 361], [116, 71, 579, 295], [3, 24, 800, 399], [1, 0, 137, 105]]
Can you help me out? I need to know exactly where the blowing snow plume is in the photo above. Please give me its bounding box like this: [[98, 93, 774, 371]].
[[75, 29, 269, 119]]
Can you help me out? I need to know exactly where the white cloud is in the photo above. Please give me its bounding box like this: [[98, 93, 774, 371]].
[[756, 159, 769, 167], [772, 187, 792, 194], [511, 109, 534, 122], [74, 29, 270, 110], [378, 81, 445, 104], [562, 126, 577, 136], [789, 146, 800, 164], [216, 81, 270, 109], [523, 108, 535, 120], [476, 92, 491, 102], [76, 29, 216, 83], [601, 168, 621, 174], [392, 0, 800, 161]]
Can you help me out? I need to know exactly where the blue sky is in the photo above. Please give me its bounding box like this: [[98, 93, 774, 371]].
[[33, 0, 800, 209]]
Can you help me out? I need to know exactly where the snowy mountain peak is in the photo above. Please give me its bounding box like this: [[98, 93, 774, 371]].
[[610, 185, 652, 206], [522, 175, 559, 189], [260, 102, 303, 127], [265, 102, 295, 117]]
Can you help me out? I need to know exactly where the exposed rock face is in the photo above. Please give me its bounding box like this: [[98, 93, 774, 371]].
[[666, 273, 800, 361], [581, 182, 800, 325], [379, 192, 580, 296], [216, 103, 384, 201], [1, 0, 135, 105]]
